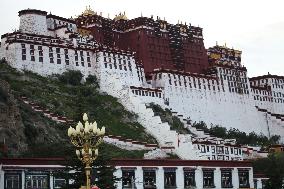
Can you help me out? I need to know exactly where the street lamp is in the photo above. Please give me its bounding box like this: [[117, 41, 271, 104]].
[[68, 113, 105, 189]]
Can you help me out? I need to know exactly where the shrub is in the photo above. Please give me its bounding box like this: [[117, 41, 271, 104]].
[[85, 74, 99, 88], [58, 70, 83, 86]]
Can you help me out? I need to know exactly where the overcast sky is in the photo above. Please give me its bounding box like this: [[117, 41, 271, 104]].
[[1, 0, 283, 77]]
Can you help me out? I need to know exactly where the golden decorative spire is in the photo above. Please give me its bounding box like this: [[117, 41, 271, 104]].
[[114, 11, 128, 21], [82, 5, 95, 16]]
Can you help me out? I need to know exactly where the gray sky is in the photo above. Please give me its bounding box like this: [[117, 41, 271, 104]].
[[1, 0, 283, 77]]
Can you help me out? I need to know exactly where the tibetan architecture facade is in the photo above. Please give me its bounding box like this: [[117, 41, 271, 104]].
[[0, 8, 284, 161], [0, 158, 268, 189]]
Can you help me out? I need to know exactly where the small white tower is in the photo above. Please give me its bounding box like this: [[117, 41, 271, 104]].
[[19, 9, 48, 35]]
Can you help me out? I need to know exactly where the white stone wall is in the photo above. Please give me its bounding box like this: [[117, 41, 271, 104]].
[[19, 14, 48, 36], [1, 42, 97, 77], [158, 73, 267, 135]]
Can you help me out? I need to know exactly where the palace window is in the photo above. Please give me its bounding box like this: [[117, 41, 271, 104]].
[[211, 146, 216, 153], [62, 49, 68, 65], [216, 146, 224, 154], [221, 170, 233, 188], [55, 48, 61, 64], [164, 168, 176, 188], [122, 169, 135, 189], [75, 51, 78, 66], [53, 178, 66, 189], [234, 148, 238, 155], [49, 47, 54, 63], [21, 44, 26, 61], [38, 46, 43, 62], [87, 52, 91, 67], [4, 173, 21, 189], [238, 170, 250, 188], [184, 170, 196, 188], [57, 54, 61, 64], [56, 48, 60, 53], [225, 147, 229, 154], [30, 45, 35, 61], [203, 169, 215, 188], [25, 172, 49, 189], [143, 169, 156, 189], [200, 145, 206, 153], [80, 51, 84, 66]]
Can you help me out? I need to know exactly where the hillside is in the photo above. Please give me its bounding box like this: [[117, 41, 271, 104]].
[[0, 60, 156, 158]]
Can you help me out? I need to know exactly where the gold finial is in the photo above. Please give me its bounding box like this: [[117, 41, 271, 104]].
[[82, 5, 95, 16], [114, 11, 128, 21]]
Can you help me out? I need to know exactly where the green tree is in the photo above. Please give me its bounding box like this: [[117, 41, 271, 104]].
[[253, 152, 284, 189]]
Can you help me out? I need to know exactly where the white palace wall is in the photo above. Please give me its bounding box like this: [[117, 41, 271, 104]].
[[19, 13, 48, 36]]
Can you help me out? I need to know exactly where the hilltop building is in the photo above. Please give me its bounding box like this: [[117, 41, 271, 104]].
[[0, 8, 284, 161]]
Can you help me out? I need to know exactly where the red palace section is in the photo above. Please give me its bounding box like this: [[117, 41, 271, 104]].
[[76, 12, 209, 76]]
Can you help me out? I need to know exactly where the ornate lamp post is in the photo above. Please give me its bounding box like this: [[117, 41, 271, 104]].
[[68, 113, 105, 189]]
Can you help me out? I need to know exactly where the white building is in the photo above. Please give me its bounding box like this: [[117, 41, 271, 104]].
[[0, 158, 268, 189]]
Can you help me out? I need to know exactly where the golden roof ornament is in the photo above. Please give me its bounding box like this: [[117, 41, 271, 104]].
[[82, 5, 95, 16], [114, 11, 128, 21]]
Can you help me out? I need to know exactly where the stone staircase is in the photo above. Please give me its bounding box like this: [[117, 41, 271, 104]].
[[19, 95, 160, 151], [256, 106, 284, 124], [100, 74, 205, 160]]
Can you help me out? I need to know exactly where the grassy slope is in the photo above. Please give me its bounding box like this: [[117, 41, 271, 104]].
[[0, 62, 156, 158]]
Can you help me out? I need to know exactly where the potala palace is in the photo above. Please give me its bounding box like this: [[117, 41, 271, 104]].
[[1, 6, 284, 189], [1, 7, 284, 158]]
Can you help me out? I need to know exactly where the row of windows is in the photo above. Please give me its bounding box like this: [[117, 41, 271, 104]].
[[122, 169, 250, 189], [4, 172, 65, 189], [221, 74, 248, 83], [131, 89, 162, 98], [229, 87, 249, 94], [254, 95, 284, 103], [104, 62, 132, 72], [252, 78, 284, 85], [21, 44, 92, 67], [18, 35, 60, 44], [103, 56, 130, 65], [198, 145, 242, 155], [219, 68, 246, 77], [228, 81, 248, 89], [103, 52, 131, 60], [168, 79, 223, 92]]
